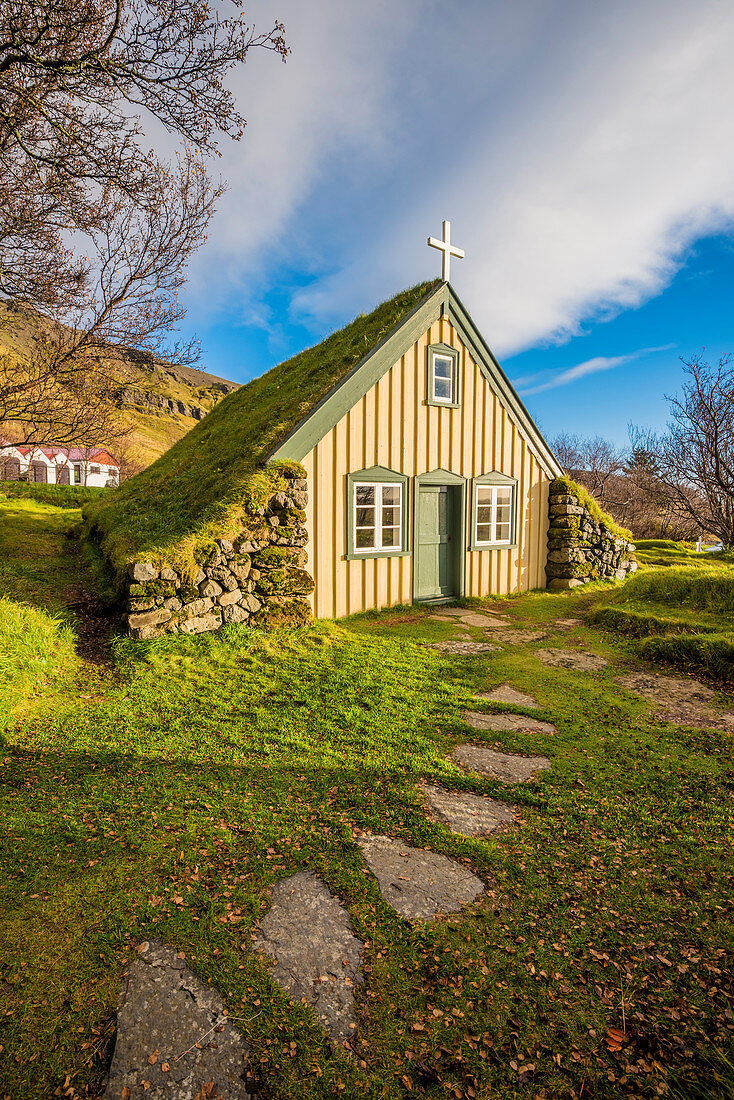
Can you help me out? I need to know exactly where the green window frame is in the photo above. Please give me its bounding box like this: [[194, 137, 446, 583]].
[[426, 343, 460, 408], [346, 466, 410, 559], [470, 472, 518, 550]]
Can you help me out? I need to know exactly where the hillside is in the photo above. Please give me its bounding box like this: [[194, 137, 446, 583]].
[[0, 300, 239, 466]]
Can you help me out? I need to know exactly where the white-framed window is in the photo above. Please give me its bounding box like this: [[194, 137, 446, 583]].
[[428, 344, 459, 407], [432, 353, 455, 403], [90, 464, 100, 474], [73, 464, 82, 485], [474, 483, 514, 546], [354, 482, 403, 552]]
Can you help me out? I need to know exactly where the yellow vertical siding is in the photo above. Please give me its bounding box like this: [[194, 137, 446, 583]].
[[301, 319, 552, 619]]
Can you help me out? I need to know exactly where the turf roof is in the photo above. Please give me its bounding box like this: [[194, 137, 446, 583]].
[[85, 280, 441, 578]]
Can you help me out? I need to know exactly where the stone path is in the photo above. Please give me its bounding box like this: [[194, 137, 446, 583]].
[[615, 671, 734, 730], [356, 834, 484, 921], [464, 710, 558, 736], [553, 617, 584, 629], [452, 744, 551, 784], [422, 783, 517, 837], [476, 684, 540, 708], [431, 640, 501, 655], [105, 940, 250, 1100], [253, 872, 363, 1043], [535, 647, 608, 672]]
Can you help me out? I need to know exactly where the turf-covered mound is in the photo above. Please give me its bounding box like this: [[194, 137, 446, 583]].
[[84, 281, 439, 580], [0, 482, 105, 508]]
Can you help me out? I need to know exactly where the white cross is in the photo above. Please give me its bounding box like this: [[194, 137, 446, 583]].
[[427, 219, 465, 282]]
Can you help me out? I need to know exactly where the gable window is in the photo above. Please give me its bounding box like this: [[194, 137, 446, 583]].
[[471, 474, 517, 548], [427, 344, 459, 407], [347, 467, 410, 558]]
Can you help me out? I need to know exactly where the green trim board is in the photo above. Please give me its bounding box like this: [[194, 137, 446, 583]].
[[345, 466, 410, 560], [469, 471, 518, 552], [426, 342, 460, 408], [413, 470, 466, 603], [270, 282, 563, 481]]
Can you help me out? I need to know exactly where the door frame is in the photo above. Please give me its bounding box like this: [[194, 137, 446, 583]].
[[413, 469, 467, 604]]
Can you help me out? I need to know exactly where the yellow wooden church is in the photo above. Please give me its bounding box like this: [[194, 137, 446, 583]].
[[268, 278, 563, 619]]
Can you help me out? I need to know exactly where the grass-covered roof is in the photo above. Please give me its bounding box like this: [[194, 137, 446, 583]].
[[85, 281, 440, 578]]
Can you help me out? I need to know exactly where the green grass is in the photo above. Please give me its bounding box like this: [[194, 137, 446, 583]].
[[586, 541, 734, 683], [83, 281, 439, 581], [0, 599, 77, 731], [0, 504, 733, 1098], [0, 481, 106, 507]]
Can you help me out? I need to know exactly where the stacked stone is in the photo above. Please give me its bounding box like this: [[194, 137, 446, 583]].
[[126, 475, 313, 640], [546, 484, 637, 591]]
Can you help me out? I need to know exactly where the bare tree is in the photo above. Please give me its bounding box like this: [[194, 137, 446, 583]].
[[0, 0, 287, 443], [550, 431, 626, 501], [648, 354, 734, 546]]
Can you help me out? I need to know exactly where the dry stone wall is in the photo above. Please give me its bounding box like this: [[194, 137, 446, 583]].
[[546, 480, 637, 591], [123, 474, 313, 640]]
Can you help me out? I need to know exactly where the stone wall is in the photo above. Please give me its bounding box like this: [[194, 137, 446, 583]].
[[546, 480, 637, 591], [123, 474, 313, 640]]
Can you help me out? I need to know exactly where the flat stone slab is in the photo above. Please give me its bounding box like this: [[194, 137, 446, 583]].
[[464, 710, 557, 735], [452, 744, 551, 783], [105, 939, 250, 1100], [487, 628, 547, 644], [615, 672, 734, 729], [423, 783, 517, 837], [459, 612, 508, 628], [356, 834, 484, 921], [535, 648, 608, 672], [253, 872, 363, 1043], [431, 640, 501, 656], [476, 684, 539, 708], [554, 617, 584, 628]]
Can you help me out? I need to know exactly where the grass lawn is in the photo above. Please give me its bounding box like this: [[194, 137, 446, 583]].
[[0, 507, 733, 1099]]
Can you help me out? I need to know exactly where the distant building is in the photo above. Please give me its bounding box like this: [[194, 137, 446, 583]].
[[0, 441, 119, 487]]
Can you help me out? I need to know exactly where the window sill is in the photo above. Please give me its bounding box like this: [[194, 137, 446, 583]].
[[468, 542, 518, 552], [345, 549, 411, 561], [423, 399, 461, 409]]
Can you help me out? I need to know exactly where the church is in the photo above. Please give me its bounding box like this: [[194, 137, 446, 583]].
[[272, 276, 562, 618]]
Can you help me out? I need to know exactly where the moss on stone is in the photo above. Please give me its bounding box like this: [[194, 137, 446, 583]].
[[254, 546, 302, 569], [551, 477, 633, 541]]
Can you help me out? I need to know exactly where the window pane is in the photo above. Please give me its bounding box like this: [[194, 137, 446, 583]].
[[433, 378, 452, 400], [476, 524, 492, 543], [496, 523, 511, 541], [381, 526, 399, 547], [496, 504, 512, 526], [356, 528, 375, 549], [382, 485, 400, 505], [476, 487, 494, 507], [382, 506, 399, 527], [496, 487, 512, 506], [476, 505, 493, 525], [434, 356, 452, 378], [356, 485, 375, 506], [356, 507, 376, 528]]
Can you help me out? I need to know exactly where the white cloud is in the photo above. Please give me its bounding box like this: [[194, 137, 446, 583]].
[[183, 0, 734, 360], [515, 344, 674, 395]]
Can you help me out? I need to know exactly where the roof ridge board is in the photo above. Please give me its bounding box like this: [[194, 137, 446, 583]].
[[445, 285, 563, 479], [267, 281, 447, 463]]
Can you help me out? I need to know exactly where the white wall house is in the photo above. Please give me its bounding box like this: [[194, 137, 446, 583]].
[[0, 442, 120, 487]]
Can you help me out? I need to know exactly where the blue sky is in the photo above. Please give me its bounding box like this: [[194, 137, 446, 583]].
[[172, 0, 734, 447]]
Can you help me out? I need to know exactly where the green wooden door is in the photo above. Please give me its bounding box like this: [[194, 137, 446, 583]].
[[416, 485, 460, 600]]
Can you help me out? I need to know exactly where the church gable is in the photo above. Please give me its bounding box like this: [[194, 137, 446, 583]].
[[271, 283, 561, 481]]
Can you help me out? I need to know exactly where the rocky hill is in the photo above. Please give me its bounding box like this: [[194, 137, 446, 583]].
[[0, 300, 239, 467]]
